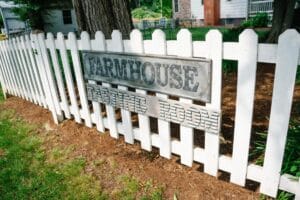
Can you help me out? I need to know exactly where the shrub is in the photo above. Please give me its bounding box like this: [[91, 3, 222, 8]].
[[131, 7, 161, 19], [241, 12, 269, 28]]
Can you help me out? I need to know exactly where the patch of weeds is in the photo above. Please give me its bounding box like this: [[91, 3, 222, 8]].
[[0, 86, 4, 102], [141, 180, 164, 200], [114, 175, 140, 200], [113, 175, 164, 200]]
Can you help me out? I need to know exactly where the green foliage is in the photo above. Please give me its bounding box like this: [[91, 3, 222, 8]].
[[131, 0, 172, 19], [0, 14, 3, 28], [0, 111, 107, 200], [0, 87, 4, 102], [241, 13, 269, 28], [252, 120, 300, 199], [132, 7, 161, 19]]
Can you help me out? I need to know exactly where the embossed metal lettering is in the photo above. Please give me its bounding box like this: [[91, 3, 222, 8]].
[[83, 51, 212, 102]]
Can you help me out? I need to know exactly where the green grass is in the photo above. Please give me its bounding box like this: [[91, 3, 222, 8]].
[[0, 109, 108, 200], [0, 92, 164, 199]]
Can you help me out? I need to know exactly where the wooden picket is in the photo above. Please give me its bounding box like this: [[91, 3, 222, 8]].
[[0, 29, 299, 199]]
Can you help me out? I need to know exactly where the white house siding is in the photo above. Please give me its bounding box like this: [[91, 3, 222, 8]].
[[191, 0, 204, 19], [220, 0, 248, 19], [43, 9, 78, 35]]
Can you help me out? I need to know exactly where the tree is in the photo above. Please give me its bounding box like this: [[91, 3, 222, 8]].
[[11, 0, 58, 30], [72, 0, 133, 39], [266, 0, 298, 43]]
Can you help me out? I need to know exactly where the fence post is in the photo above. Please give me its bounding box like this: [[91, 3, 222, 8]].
[[31, 34, 60, 124], [152, 29, 172, 159], [260, 30, 300, 197], [230, 29, 258, 186], [129, 29, 152, 151], [90, 31, 106, 132], [25, 35, 47, 108], [68, 32, 92, 128], [37, 33, 64, 122], [109, 30, 134, 143], [204, 30, 223, 176], [177, 29, 194, 167], [46, 33, 71, 119]]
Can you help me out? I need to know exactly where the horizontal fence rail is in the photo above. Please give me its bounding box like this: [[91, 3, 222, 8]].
[[0, 29, 299, 198]]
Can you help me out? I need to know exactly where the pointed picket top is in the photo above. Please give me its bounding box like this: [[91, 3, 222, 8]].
[[206, 29, 222, 41], [68, 32, 77, 41], [239, 29, 258, 43], [80, 31, 91, 50], [177, 29, 192, 57], [278, 29, 300, 46], [46, 32, 54, 40], [37, 32, 46, 41], [111, 29, 122, 40], [152, 29, 166, 55], [129, 29, 144, 53], [57, 32, 64, 40], [81, 31, 90, 41], [93, 31, 106, 51]]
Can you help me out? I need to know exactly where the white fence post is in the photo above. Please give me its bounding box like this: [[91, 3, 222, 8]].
[[177, 29, 194, 167], [103, 30, 121, 139], [56, 32, 81, 123], [46, 33, 71, 119], [230, 29, 258, 186], [25, 35, 47, 108], [128, 29, 152, 151], [204, 30, 223, 176], [109, 30, 135, 143], [31, 34, 59, 124], [37, 33, 64, 121], [151, 29, 172, 158], [68, 32, 92, 127], [80, 31, 105, 132], [90, 31, 106, 132], [260, 30, 300, 197], [19, 36, 40, 105]]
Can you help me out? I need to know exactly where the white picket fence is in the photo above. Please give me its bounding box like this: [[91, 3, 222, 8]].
[[0, 29, 299, 198]]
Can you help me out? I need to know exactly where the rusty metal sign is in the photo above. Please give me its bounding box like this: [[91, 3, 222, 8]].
[[82, 51, 212, 102], [86, 83, 221, 134]]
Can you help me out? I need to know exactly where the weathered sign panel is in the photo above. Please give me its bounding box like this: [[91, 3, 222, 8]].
[[86, 83, 221, 134], [82, 51, 212, 102]]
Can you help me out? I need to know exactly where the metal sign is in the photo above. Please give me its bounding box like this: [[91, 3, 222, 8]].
[[82, 51, 212, 102], [86, 83, 221, 134]]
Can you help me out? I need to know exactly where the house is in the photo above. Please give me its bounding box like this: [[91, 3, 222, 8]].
[[172, 0, 274, 25], [0, 1, 29, 37], [0, 0, 78, 37], [42, 1, 78, 35]]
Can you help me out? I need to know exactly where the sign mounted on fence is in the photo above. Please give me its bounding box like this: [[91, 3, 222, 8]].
[[86, 83, 221, 134], [82, 51, 212, 102]]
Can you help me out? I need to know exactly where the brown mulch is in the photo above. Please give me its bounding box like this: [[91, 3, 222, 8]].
[[0, 63, 299, 200]]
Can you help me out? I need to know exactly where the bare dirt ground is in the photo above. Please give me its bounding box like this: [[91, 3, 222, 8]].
[[1, 64, 299, 200]]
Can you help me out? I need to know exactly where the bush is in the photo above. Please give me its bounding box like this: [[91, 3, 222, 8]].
[[131, 7, 161, 19], [241, 12, 269, 28]]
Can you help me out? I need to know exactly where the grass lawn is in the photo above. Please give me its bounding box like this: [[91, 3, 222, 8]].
[[0, 89, 163, 200]]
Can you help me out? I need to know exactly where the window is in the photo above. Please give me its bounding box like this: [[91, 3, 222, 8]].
[[174, 0, 179, 12], [62, 10, 72, 24]]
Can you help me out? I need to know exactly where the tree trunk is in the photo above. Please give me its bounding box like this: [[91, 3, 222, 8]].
[[72, 0, 133, 39], [266, 0, 296, 43]]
